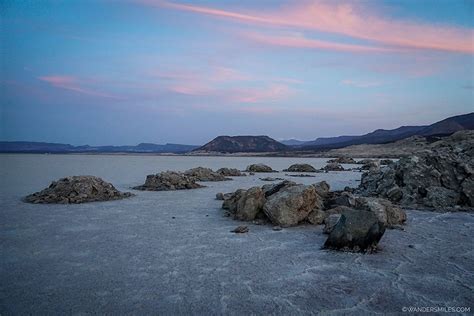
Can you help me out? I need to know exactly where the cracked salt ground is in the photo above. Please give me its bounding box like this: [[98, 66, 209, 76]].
[[1, 154, 473, 314]]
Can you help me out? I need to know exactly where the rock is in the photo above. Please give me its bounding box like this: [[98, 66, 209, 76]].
[[307, 209, 326, 225], [262, 180, 297, 197], [259, 177, 284, 181], [361, 160, 380, 171], [323, 214, 342, 234], [356, 159, 376, 165], [285, 174, 316, 177], [327, 157, 356, 164], [283, 163, 317, 172], [322, 163, 345, 171], [133, 171, 204, 191], [356, 197, 407, 227], [231, 226, 249, 233], [327, 191, 356, 208], [263, 185, 318, 227], [380, 159, 394, 165], [222, 189, 247, 213], [234, 187, 266, 221], [246, 163, 275, 173], [25, 176, 134, 204], [184, 167, 231, 181], [323, 208, 386, 252], [216, 192, 232, 200], [216, 168, 245, 177], [272, 226, 282, 231], [359, 133, 474, 210], [312, 181, 331, 198]]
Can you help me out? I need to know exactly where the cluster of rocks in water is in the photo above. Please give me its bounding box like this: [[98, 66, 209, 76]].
[[25, 176, 134, 204], [134, 167, 246, 191], [218, 180, 406, 252], [358, 131, 474, 210]]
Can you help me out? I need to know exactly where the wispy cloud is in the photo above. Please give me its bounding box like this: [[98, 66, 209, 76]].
[[140, 0, 474, 54], [341, 79, 382, 88], [38, 75, 122, 99]]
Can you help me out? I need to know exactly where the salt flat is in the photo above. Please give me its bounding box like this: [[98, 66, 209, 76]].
[[1, 154, 473, 314]]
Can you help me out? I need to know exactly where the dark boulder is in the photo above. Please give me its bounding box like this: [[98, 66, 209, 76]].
[[134, 171, 204, 191]]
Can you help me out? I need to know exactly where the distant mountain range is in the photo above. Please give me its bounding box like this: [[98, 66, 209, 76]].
[[193, 135, 288, 153], [291, 112, 474, 150], [0, 142, 198, 154], [2, 112, 472, 154]]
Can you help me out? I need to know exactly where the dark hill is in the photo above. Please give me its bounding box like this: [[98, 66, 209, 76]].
[[194, 135, 288, 153]]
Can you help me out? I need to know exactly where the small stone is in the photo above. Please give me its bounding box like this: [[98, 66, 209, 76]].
[[272, 226, 282, 231], [231, 226, 249, 233]]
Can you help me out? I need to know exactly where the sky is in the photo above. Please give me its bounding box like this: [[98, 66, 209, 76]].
[[1, 0, 473, 146]]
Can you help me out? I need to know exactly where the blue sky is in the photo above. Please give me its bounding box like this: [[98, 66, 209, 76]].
[[1, 0, 473, 145]]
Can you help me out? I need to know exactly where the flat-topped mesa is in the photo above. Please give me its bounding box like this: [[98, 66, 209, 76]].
[[358, 130, 474, 210], [194, 135, 288, 153], [25, 175, 134, 204], [134, 171, 204, 191], [184, 167, 231, 182], [283, 163, 318, 173], [246, 163, 276, 173]]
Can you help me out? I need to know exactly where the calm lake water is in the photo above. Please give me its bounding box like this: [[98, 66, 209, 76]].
[[0, 154, 362, 197]]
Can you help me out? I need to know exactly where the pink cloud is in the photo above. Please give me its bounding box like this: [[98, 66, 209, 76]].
[[233, 84, 292, 103], [141, 0, 474, 54], [244, 32, 401, 53], [341, 79, 382, 88], [38, 75, 122, 99]]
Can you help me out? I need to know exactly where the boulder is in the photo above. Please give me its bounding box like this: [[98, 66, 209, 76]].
[[322, 163, 345, 171], [134, 171, 204, 191], [286, 174, 316, 177], [323, 208, 386, 252], [246, 163, 275, 173], [361, 160, 380, 171], [234, 187, 266, 221], [283, 163, 317, 172], [262, 180, 297, 197], [323, 214, 342, 234], [231, 226, 249, 233], [222, 189, 247, 213], [355, 197, 407, 227], [327, 191, 356, 208], [259, 177, 284, 181], [327, 157, 356, 164], [216, 192, 232, 200], [312, 181, 331, 198], [356, 159, 376, 165], [216, 168, 245, 177], [380, 159, 394, 165], [307, 209, 326, 225], [263, 185, 318, 227], [184, 167, 231, 181], [25, 176, 134, 204]]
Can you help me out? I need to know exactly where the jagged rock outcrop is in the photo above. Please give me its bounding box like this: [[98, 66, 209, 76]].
[[216, 168, 245, 177], [25, 176, 133, 204], [327, 157, 356, 164], [184, 167, 231, 181], [323, 208, 386, 253], [134, 171, 204, 191], [283, 163, 318, 172], [246, 163, 275, 173], [358, 131, 474, 210], [360, 160, 381, 171]]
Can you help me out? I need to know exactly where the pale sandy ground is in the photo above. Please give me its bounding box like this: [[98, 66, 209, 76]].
[[1, 169, 473, 314]]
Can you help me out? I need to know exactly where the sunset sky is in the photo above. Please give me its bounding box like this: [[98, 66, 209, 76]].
[[2, 0, 473, 145]]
